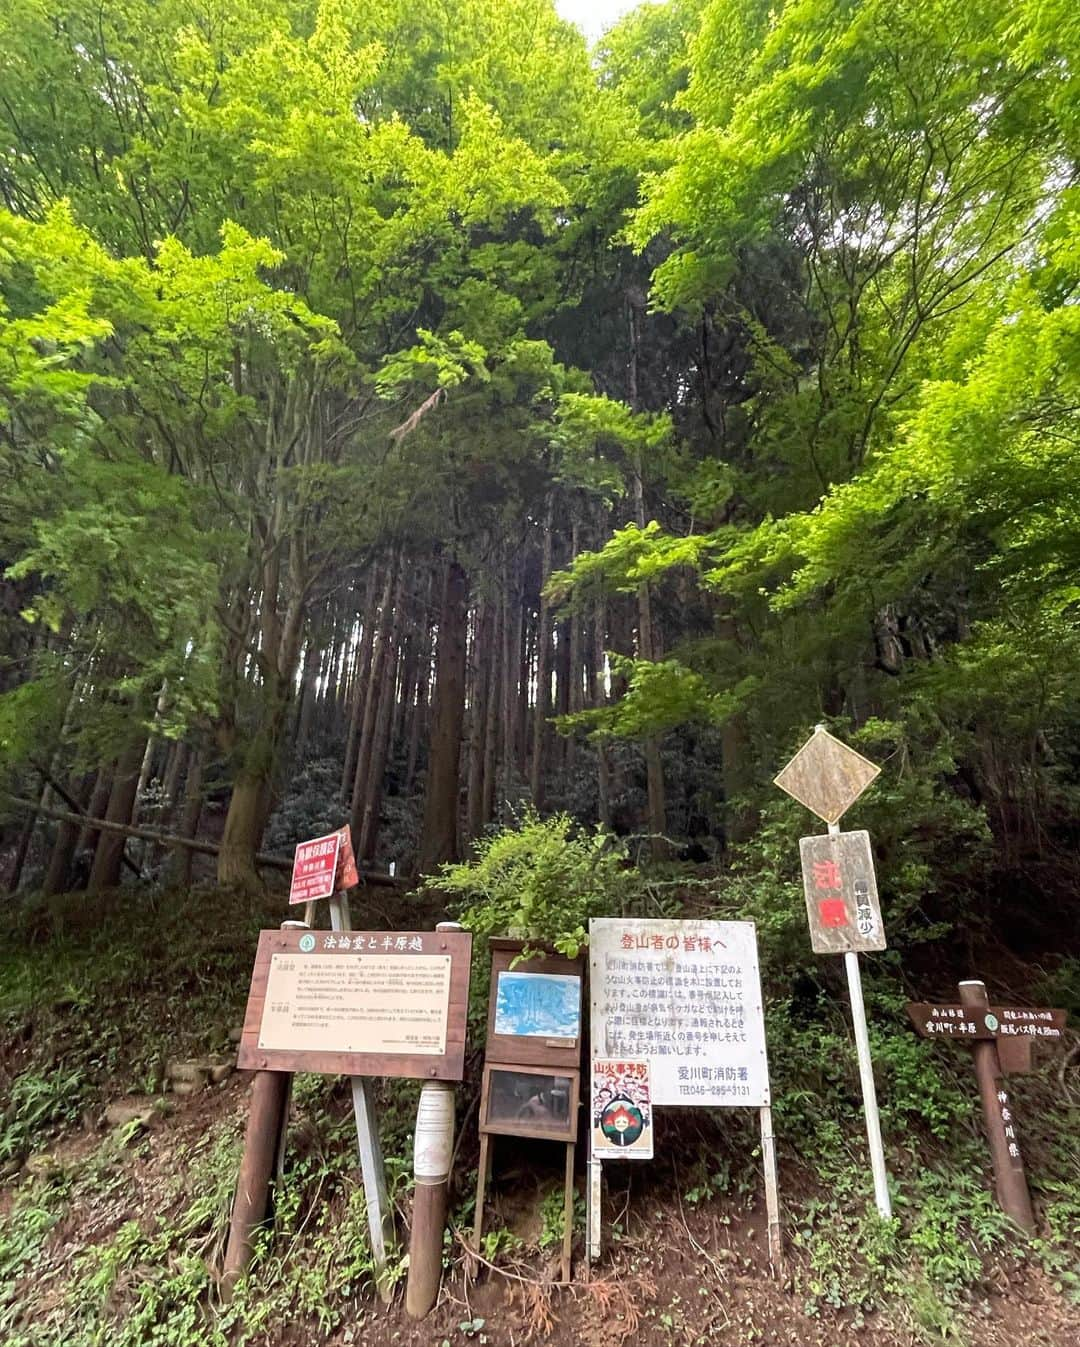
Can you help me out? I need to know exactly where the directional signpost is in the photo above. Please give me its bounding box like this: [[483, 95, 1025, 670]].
[[775, 725, 892, 1220], [907, 981, 1068, 1230]]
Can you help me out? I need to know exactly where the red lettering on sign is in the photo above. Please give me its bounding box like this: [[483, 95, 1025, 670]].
[[818, 898, 849, 928], [813, 860, 842, 891]]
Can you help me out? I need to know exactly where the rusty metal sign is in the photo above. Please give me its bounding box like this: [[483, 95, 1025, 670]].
[[798, 830, 886, 954], [775, 727, 880, 825]]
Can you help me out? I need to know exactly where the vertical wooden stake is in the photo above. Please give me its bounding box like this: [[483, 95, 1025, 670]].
[[561, 1141, 575, 1284], [473, 1132, 491, 1252], [221, 1068, 290, 1301], [958, 980, 1036, 1232], [329, 892, 394, 1299], [759, 1105, 783, 1270]]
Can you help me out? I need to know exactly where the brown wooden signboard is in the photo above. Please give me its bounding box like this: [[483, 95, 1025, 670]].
[[484, 938, 584, 1068], [907, 1002, 1067, 1043], [906, 979, 1070, 1232], [238, 928, 472, 1081]]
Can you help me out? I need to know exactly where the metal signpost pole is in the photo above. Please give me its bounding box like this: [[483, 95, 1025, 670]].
[[328, 890, 394, 1300], [831, 820, 892, 1221]]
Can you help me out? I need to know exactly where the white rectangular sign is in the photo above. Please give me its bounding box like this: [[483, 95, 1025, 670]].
[[258, 952, 452, 1055], [589, 919, 771, 1107]]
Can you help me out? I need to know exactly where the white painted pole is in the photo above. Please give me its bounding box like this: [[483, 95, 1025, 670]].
[[586, 1135, 602, 1264], [329, 892, 394, 1299], [829, 820, 892, 1220]]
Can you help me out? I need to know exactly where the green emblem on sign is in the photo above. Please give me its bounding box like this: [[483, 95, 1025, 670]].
[[299, 933, 316, 953], [984, 1012, 999, 1032]]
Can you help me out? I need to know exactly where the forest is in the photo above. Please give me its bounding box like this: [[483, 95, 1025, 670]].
[[1, 2, 1079, 1345]]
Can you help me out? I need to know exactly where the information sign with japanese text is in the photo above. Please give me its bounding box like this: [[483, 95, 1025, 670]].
[[288, 831, 342, 905], [907, 1002, 1067, 1043], [591, 1059, 653, 1159], [238, 927, 472, 1080], [589, 919, 770, 1107], [798, 830, 886, 955]]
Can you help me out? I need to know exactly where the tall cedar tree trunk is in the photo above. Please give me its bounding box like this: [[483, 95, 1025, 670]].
[[405, 573, 433, 791], [628, 300, 667, 855], [351, 560, 397, 842], [217, 539, 306, 889], [418, 560, 469, 874], [89, 732, 147, 892], [500, 567, 517, 816], [482, 596, 501, 828], [466, 599, 494, 845], [167, 750, 204, 888], [593, 597, 612, 829], [530, 495, 555, 809], [78, 768, 113, 864], [342, 571, 378, 800], [42, 772, 93, 896], [358, 569, 406, 862]]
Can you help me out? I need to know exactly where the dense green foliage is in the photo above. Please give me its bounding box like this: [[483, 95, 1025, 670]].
[[1, 1, 1080, 1341]]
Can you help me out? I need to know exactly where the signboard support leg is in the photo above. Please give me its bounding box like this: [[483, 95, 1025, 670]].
[[221, 1068, 291, 1301], [758, 1105, 783, 1269], [329, 892, 394, 1300], [406, 1079, 456, 1318], [958, 980, 1036, 1232], [472, 1132, 492, 1251], [560, 1141, 575, 1285], [843, 948, 892, 1220], [586, 1129, 602, 1264]]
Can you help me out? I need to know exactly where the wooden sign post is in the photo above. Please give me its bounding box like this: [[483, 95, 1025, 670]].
[[223, 858, 471, 1305], [775, 726, 892, 1221], [906, 981, 1067, 1231], [586, 918, 781, 1268], [472, 940, 584, 1285]]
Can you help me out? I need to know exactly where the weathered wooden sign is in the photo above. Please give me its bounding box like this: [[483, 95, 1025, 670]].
[[799, 830, 886, 954], [774, 725, 880, 825], [238, 928, 471, 1080], [907, 1003, 1067, 1042], [473, 940, 584, 1284], [591, 1059, 653, 1160], [587, 918, 780, 1267], [907, 979, 1069, 1231]]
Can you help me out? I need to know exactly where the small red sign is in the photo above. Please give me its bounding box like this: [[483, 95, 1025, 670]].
[[289, 831, 342, 905], [818, 898, 849, 928]]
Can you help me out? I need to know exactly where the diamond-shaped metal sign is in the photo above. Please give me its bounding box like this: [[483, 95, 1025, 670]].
[[774, 727, 880, 825]]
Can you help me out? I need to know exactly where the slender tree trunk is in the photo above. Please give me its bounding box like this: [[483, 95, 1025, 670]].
[[351, 560, 397, 842], [89, 733, 147, 892], [530, 496, 555, 810], [482, 596, 501, 828], [78, 768, 114, 862], [406, 618, 430, 792], [42, 773, 93, 896], [294, 636, 320, 761], [167, 750, 204, 888], [358, 571, 407, 862], [418, 560, 468, 874], [466, 600, 493, 845], [342, 571, 378, 801], [593, 598, 612, 830]]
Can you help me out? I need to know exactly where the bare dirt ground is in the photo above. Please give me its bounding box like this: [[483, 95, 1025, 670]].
[[12, 1072, 1080, 1347]]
